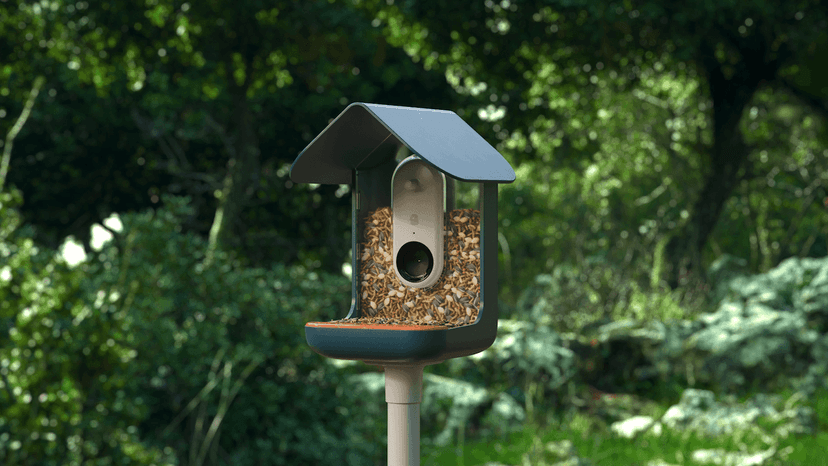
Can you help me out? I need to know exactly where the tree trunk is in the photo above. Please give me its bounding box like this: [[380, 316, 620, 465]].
[[206, 90, 260, 264], [665, 133, 749, 288], [665, 40, 772, 288]]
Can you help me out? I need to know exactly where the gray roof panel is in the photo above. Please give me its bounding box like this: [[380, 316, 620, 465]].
[[290, 103, 515, 184]]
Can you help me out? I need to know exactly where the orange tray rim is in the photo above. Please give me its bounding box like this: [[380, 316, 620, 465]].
[[306, 321, 453, 331]]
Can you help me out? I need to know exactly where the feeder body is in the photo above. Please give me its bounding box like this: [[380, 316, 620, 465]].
[[292, 103, 513, 364]]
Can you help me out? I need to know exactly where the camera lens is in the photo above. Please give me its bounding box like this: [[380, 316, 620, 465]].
[[397, 241, 433, 283]]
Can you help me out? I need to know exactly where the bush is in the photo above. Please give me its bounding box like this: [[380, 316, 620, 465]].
[[1, 188, 170, 465], [516, 259, 707, 335], [1, 193, 383, 466]]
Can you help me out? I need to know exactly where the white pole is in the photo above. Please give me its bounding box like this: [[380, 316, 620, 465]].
[[384, 364, 425, 466]]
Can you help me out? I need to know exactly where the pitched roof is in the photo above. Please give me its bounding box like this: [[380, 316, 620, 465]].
[[290, 103, 515, 184]]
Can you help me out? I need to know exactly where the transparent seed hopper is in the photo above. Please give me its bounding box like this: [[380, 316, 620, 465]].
[[290, 103, 515, 466]]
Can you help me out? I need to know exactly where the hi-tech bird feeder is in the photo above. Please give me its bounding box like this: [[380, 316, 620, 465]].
[[290, 103, 515, 466]]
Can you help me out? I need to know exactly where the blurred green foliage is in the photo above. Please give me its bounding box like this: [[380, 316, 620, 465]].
[[361, 0, 828, 292], [1, 0, 462, 270], [1, 0, 827, 465], [0, 191, 390, 465], [1, 188, 171, 465]]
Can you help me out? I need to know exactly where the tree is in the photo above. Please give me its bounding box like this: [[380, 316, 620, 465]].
[[360, 0, 828, 287], [1, 78, 45, 194], [3, 0, 462, 272]]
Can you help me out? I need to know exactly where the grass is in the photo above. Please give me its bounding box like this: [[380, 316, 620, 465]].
[[420, 384, 828, 466]]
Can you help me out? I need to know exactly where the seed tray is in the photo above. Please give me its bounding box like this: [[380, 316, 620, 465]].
[[303, 185, 500, 363]]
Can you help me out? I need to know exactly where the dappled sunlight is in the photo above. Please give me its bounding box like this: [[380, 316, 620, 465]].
[[58, 236, 86, 267], [1, 0, 826, 464]]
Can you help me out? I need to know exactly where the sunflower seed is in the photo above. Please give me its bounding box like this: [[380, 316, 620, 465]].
[[427, 308, 433, 317], [463, 315, 470, 324], [373, 284, 380, 292], [466, 264, 476, 272], [473, 296, 479, 307], [402, 305, 409, 313]]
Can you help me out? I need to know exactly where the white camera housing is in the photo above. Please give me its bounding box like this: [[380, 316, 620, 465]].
[[391, 156, 445, 289]]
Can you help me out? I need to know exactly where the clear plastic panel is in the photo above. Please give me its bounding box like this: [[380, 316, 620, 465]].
[[335, 160, 481, 328]]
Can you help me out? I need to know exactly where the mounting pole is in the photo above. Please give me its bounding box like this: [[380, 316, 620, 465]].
[[384, 364, 426, 466]]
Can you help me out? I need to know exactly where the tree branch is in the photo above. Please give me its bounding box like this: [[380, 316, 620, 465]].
[[1, 371, 16, 404], [149, 160, 222, 191], [1, 76, 46, 193]]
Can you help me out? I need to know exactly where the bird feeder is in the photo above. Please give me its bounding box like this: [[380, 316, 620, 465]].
[[290, 103, 515, 466]]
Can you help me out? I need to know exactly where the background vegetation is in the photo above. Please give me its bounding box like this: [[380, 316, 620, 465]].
[[1, 0, 826, 465]]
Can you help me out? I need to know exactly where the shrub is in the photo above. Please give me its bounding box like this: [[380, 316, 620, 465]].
[[1, 193, 383, 466], [516, 260, 704, 334], [1, 188, 171, 465]]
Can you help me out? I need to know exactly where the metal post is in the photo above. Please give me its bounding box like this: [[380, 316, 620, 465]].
[[384, 364, 425, 466]]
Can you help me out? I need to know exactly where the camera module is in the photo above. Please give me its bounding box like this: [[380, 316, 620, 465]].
[[397, 241, 433, 282], [392, 156, 445, 289]]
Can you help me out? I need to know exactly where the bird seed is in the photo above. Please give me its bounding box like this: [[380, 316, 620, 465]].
[[331, 206, 482, 328]]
